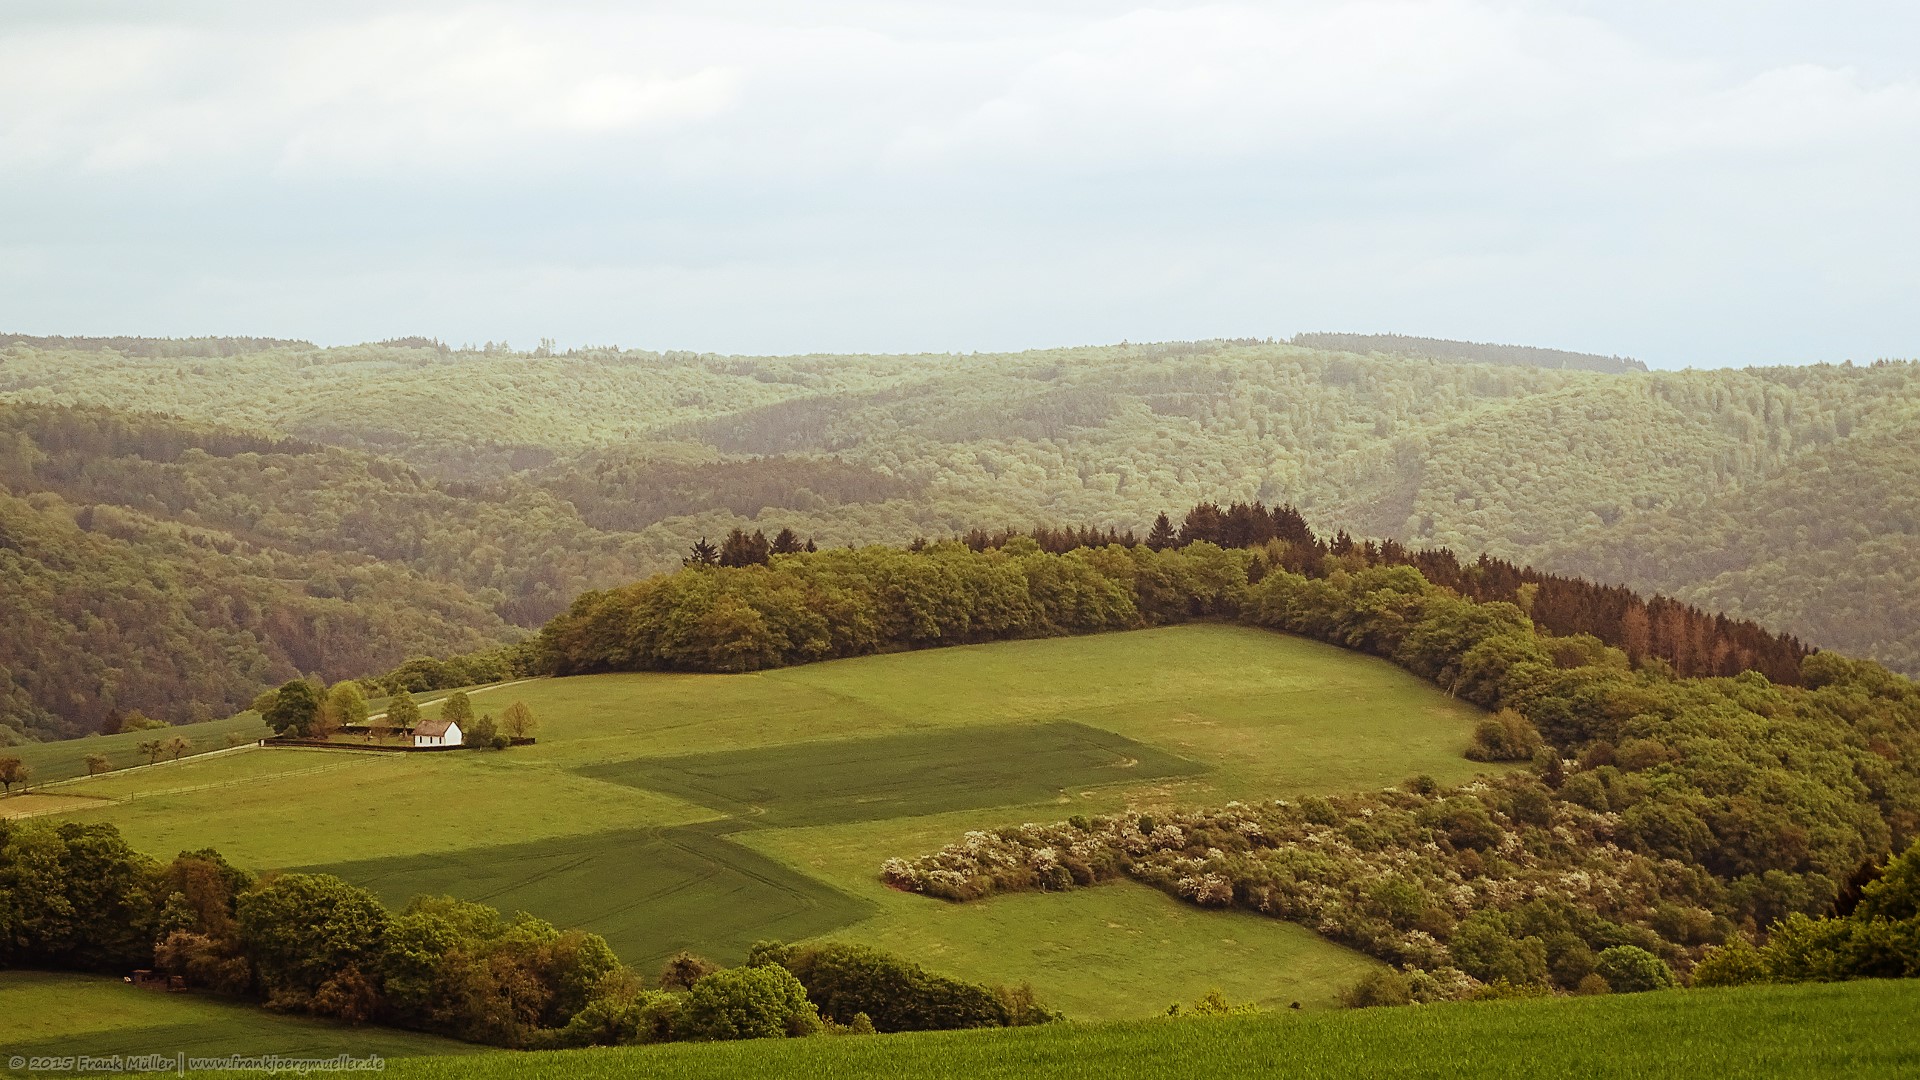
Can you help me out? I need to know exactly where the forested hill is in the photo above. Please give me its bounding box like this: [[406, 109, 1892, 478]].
[[1287, 333, 1648, 373], [1, 338, 1917, 740], [0, 333, 313, 356]]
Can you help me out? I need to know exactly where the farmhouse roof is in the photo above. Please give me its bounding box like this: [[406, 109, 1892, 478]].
[[414, 718, 456, 737]]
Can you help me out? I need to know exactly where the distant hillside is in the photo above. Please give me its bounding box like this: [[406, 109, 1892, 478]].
[[2, 338, 1918, 740], [1289, 332, 1647, 373], [1550, 418, 1920, 675], [0, 333, 313, 357]]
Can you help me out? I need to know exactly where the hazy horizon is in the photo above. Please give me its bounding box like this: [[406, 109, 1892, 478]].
[[6, 1, 1918, 370]]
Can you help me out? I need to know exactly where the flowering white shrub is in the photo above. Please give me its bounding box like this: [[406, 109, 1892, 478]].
[[880, 773, 1715, 1000]]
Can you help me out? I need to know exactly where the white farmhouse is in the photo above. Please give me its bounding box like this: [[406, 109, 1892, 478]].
[[412, 717, 463, 748]]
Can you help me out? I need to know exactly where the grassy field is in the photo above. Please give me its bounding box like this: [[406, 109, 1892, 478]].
[[4, 713, 268, 786], [37, 625, 1493, 1018], [371, 981, 1920, 1080], [580, 721, 1208, 827], [0, 971, 476, 1062], [310, 823, 875, 968]]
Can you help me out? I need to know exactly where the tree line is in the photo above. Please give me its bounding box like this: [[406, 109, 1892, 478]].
[[538, 500, 1809, 686], [0, 820, 1053, 1048], [1156, 500, 1810, 684]]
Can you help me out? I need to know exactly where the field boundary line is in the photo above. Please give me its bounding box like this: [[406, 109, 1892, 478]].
[[36, 740, 264, 792], [37, 757, 390, 811]]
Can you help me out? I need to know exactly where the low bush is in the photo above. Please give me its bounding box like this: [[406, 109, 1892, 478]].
[[1594, 947, 1676, 993], [683, 965, 822, 1041]]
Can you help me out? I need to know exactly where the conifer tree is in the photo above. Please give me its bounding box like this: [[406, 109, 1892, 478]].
[[685, 537, 720, 566], [719, 528, 772, 567], [1146, 512, 1176, 551]]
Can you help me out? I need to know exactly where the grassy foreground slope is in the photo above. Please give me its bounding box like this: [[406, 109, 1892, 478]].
[[0, 971, 476, 1062], [42, 626, 1477, 1017], [377, 981, 1920, 1080]]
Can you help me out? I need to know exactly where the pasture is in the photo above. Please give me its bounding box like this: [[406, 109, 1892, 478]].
[[309, 823, 874, 968], [0, 971, 475, 1062], [39, 625, 1495, 1018], [5, 713, 268, 786], [579, 721, 1207, 827], [370, 979, 1920, 1080]]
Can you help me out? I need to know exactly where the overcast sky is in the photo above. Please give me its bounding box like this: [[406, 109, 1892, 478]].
[[3, 1, 1918, 367]]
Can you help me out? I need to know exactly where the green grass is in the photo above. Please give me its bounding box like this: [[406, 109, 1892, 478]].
[[305, 823, 874, 968], [371, 981, 1920, 1080], [38, 626, 1495, 1018], [0, 971, 476, 1063], [6, 714, 269, 785], [579, 722, 1207, 827]]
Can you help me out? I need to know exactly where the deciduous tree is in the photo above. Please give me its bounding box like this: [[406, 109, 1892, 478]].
[[441, 691, 475, 729], [0, 756, 26, 794], [501, 701, 536, 740], [263, 680, 321, 737], [383, 688, 421, 739]]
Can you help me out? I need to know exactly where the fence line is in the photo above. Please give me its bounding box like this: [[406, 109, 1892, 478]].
[[13, 756, 393, 814]]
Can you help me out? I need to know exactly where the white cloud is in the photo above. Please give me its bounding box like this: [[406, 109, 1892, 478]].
[[1, 1, 1917, 365]]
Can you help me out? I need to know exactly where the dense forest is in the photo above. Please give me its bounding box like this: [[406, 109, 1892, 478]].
[[2, 335, 1916, 741]]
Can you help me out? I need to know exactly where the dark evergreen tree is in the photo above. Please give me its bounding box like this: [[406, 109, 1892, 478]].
[[718, 528, 772, 567], [1270, 503, 1318, 549], [685, 537, 719, 566], [1146, 513, 1176, 551], [1221, 502, 1275, 549], [1177, 503, 1224, 547], [770, 527, 803, 555]]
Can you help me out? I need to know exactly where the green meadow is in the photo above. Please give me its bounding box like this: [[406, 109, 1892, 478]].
[[5, 713, 269, 786], [0, 971, 475, 1063], [37, 625, 1491, 1018], [371, 980, 1920, 1080], [578, 721, 1208, 827], [313, 823, 874, 966]]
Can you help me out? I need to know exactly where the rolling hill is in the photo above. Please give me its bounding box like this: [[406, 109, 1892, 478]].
[[3, 335, 1917, 741], [23, 625, 1486, 1019]]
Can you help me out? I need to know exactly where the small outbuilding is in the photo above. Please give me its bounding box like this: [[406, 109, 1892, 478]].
[[412, 718, 463, 748]]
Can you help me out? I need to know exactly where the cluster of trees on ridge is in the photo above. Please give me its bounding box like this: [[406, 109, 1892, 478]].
[[540, 501, 1808, 686], [0, 820, 1055, 1048]]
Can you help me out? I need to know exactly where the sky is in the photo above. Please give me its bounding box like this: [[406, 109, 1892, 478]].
[[3, 1, 1918, 368]]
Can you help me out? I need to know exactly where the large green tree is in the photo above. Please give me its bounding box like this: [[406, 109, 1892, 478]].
[[235, 873, 389, 1004], [262, 680, 321, 737], [383, 688, 421, 738]]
